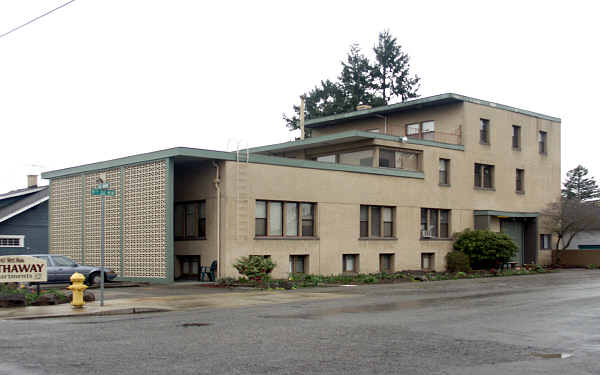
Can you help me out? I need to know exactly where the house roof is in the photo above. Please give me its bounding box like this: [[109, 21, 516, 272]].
[[0, 186, 47, 201], [0, 187, 49, 223], [305, 93, 561, 128]]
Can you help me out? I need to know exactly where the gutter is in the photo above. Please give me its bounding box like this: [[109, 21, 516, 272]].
[[212, 161, 221, 279]]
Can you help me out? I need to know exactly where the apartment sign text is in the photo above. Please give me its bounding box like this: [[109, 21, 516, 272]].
[[0, 255, 47, 282]]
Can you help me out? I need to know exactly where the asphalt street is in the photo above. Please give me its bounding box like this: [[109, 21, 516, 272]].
[[1, 270, 600, 375]]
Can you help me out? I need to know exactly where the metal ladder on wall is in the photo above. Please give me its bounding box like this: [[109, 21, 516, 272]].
[[236, 147, 250, 240]]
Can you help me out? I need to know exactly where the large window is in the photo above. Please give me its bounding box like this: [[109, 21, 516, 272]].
[[474, 163, 494, 189], [339, 149, 374, 167], [289, 255, 308, 274], [343, 254, 359, 273], [406, 121, 435, 140], [480, 119, 490, 144], [516, 169, 524, 193], [539, 131, 547, 154], [512, 125, 521, 150], [0, 235, 24, 247], [421, 208, 450, 239], [379, 149, 419, 171], [255, 200, 316, 238], [175, 201, 206, 240], [360, 205, 394, 238], [540, 234, 552, 249], [439, 158, 450, 185]]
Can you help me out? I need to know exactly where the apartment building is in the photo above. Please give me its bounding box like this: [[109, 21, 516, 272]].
[[42, 93, 560, 282]]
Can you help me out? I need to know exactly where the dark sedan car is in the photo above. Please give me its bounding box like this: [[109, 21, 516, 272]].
[[31, 254, 117, 285]]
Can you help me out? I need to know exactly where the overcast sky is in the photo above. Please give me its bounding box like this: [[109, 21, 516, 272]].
[[1, 0, 598, 192]]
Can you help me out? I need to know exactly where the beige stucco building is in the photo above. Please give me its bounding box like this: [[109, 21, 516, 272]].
[[42, 93, 561, 282]]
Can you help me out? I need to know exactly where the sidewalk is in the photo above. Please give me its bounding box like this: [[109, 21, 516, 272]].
[[0, 284, 351, 320]]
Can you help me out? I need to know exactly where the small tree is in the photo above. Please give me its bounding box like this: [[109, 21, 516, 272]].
[[233, 256, 276, 282], [541, 198, 600, 263], [562, 165, 600, 201], [453, 229, 518, 269]]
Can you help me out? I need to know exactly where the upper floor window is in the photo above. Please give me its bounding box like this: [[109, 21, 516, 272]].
[[538, 131, 547, 154], [360, 205, 394, 238], [540, 234, 552, 249], [379, 149, 420, 171], [406, 121, 435, 141], [480, 119, 490, 144], [516, 169, 524, 193], [0, 235, 24, 247], [512, 125, 521, 150], [339, 149, 374, 167], [420, 208, 450, 239], [439, 158, 450, 185], [175, 201, 206, 240], [255, 200, 315, 238], [474, 163, 494, 189]]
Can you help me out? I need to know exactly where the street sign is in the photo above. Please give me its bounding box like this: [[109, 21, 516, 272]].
[[91, 189, 116, 196]]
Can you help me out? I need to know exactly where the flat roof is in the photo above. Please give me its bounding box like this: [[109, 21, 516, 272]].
[[305, 93, 561, 128]]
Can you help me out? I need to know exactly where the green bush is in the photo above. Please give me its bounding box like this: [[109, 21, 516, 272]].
[[453, 229, 518, 269], [446, 251, 471, 273], [233, 256, 276, 281]]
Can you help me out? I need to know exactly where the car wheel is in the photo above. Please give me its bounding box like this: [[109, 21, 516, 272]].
[[89, 273, 102, 286]]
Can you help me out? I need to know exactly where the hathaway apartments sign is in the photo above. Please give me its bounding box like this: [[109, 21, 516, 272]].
[[0, 255, 47, 283]]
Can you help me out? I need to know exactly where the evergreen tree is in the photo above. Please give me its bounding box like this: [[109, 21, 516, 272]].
[[371, 30, 420, 104], [562, 165, 600, 201], [283, 31, 420, 131]]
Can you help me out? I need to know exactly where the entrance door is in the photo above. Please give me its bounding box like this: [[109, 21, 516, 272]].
[[501, 220, 524, 264]]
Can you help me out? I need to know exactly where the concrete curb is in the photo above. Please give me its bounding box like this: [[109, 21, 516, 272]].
[[3, 306, 171, 320]]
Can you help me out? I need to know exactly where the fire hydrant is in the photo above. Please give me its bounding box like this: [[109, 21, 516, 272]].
[[68, 272, 88, 308]]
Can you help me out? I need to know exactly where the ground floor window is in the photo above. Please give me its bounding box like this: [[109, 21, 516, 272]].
[[421, 253, 435, 271], [420, 208, 450, 239], [379, 254, 394, 273], [0, 235, 24, 247], [256, 200, 316, 237], [343, 254, 359, 273], [289, 255, 308, 274], [540, 234, 552, 249], [174, 201, 206, 240], [360, 205, 394, 238]]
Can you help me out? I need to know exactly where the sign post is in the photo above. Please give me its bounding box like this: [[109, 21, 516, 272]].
[[91, 176, 115, 307]]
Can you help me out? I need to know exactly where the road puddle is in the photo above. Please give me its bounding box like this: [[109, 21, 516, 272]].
[[531, 352, 573, 359]]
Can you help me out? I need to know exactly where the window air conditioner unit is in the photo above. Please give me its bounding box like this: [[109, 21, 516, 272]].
[[421, 230, 433, 238]]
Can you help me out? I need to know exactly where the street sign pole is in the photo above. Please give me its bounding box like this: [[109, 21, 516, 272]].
[[100, 194, 105, 307]]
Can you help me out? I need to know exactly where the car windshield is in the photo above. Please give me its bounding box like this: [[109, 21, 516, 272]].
[[53, 256, 76, 267]]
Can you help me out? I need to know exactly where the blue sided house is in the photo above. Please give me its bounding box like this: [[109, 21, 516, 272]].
[[0, 175, 49, 256]]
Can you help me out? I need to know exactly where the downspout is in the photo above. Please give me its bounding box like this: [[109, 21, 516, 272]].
[[212, 161, 221, 279]]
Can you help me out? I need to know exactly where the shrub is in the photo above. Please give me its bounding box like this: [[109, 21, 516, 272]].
[[453, 229, 517, 269], [233, 256, 276, 281], [446, 251, 471, 273]]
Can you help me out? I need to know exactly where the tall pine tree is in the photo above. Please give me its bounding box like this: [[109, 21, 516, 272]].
[[339, 44, 381, 110], [562, 165, 600, 201]]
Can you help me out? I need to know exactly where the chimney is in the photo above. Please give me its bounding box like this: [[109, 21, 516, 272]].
[[27, 175, 38, 188]]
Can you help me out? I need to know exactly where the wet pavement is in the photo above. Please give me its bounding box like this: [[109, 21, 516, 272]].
[[1, 269, 599, 374]]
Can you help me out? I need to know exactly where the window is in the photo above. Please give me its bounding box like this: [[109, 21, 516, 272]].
[[421, 209, 450, 239], [289, 255, 308, 274], [474, 163, 494, 189], [539, 131, 547, 154], [480, 119, 490, 144], [406, 121, 435, 140], [379, 254, 394, 273], [439, 158, 450, 185], [174, 201, 206, 240], [540, 234, 552, 249], [379, 148, 419, 171], [343, 254, 359, 273], [421, 253, 435, 270], [255, 200, 316, 237], [339, 149, 374, 167], [360, 205, 394, 238], [516, 169, 524, 193], [0, 235, 24, 247], [316, 154, 336, 163], [512, 125, 521, 149]]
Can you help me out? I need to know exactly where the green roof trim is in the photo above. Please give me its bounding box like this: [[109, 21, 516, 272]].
[[42, 145, 425, 180], [247, 130, 464, 154], [474, 210, 539, 218], [305, 93, 561, 128], [578, 245, 600, 250]]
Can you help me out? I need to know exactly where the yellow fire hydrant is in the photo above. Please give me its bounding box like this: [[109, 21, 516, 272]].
[[68, 272, 88, 308]]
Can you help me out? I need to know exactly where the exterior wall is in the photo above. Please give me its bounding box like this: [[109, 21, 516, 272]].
[[49, 160, 169, 281], [0, 201, 48, 255], [311, 102, 464, 144], [563, 231, 600, 249], [173, 161, 219, 277]]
